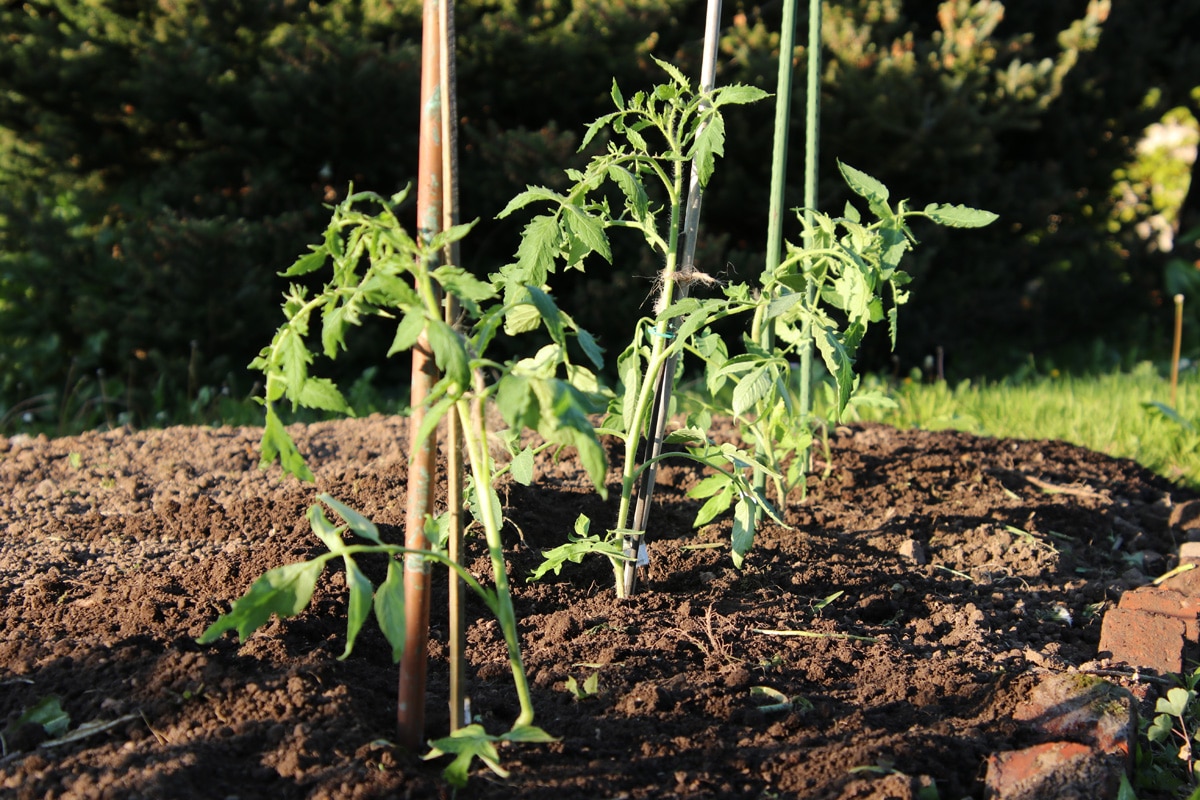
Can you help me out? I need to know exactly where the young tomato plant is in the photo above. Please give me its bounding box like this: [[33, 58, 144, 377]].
[[731, 161, 998, 508], [497, 59, 781, 593], [198, 187, 608, 769]]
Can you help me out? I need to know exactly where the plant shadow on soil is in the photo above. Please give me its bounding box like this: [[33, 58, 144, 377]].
[[1, 415, 1197, 799]]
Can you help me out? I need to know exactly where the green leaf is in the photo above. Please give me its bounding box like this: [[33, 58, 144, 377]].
[[6, 696, 70, 739], [608, 164, 649, 222], [563, 205, 612, 265], [509, 447, 535, 486], [319, 494, 382, 544], [652, 56, 690, 89], [693, 482, 733, 527], [298, 377, 350, 413], [196, 558, 326, 644], [610, 78, 624, 110], [426, 319, 470, 391], [529, 520, 627, 582], [688, 473, 731, 500], [923, 203, 999, 228], [433, 265, 497, 304], [496, 186, 564, 219], [260, 405, 315, 482], [711, 84, 770, 107], [278, 328, 311, 401], [387, 310, 427, 357], [374, 559, 406, 662], [281, 247, 328, 277], [838, 161, 889, 206], [339, 558, 373, 660], [513, 214, 561, 285], [691, 113, 726, 188], [1158, 687, 1196, 717], [575, 326, 604, 370], [731, 497, 755, 568], [423, 724, 507, 788], [732, 364, 774, 418]]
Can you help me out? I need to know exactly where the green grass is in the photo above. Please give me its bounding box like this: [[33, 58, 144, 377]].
[[834, 362, 1200, 489]]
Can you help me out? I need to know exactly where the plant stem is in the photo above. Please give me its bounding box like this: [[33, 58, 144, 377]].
[[621, 0, 723, 597], [456, 372, 535, 726]]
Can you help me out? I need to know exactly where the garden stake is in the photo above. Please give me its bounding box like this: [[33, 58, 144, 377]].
[[750, 0, 800, 518], [794, 0, 823, 481], [397, 0, 449, 750], [623, 0, 723, 597], [438, 0, 468, 733], [1172, 293, 1184, 409]]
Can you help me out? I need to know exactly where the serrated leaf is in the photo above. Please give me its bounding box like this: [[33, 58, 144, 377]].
[[513, 214, 561, 285], [923, 203, 999, 228], [711, 84, 770, 107], [838, 161, 889, 206], [259, 405, 314, 482], [339, 557, 373, 659], [563, 205, 612, 265], [731, 497, 755, 568], [652, 56, 690, 89], [433, 265, 497, 303], [691, 113, 726, 188], [298, 377, 350, 413], [277, 328, 311, 401], [281, 247, 328, 277], [610, 78, 624, 110], [374, 559, 406, 662], [732, 364, 774, 417], [814, 325, 855, 415], [196, 558, 326, 644], [497, 187, 564, 219], [608, 164, 649, 222]]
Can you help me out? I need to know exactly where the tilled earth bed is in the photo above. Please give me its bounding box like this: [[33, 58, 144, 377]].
[[1, 415, 1196, 799]]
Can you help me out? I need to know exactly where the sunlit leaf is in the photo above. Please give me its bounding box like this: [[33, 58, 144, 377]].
[[196, 558, 326, 644], [339, 558, 373, 660], [923, 203, 999, 228], [374, 559, 406, 662], [731, 497, 754, 568]]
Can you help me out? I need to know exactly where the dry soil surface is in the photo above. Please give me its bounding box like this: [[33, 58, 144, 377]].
[[1, 415, 1197, 799]]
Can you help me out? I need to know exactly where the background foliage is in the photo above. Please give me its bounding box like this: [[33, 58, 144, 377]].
[[1, 0, 1197, 429]]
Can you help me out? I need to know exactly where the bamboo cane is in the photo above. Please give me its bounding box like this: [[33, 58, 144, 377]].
[[397, 0, 446, 750], [437, 0, 468, 734]]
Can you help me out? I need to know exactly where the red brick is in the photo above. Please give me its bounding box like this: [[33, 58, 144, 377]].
[[1098, 606, 1186, 675], [1118, 586, 1200, 641], [985, 741, 1125, 799], [1014, 674, 1137, 762]]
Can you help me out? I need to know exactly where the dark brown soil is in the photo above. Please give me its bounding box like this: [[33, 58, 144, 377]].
[[1, 415, 1197, 799]]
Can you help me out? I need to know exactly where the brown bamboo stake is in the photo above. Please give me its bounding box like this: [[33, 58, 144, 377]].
[[437, 0, 468, 734], [397, 0, 446, 751], [1172, 293, 1185, 409]]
